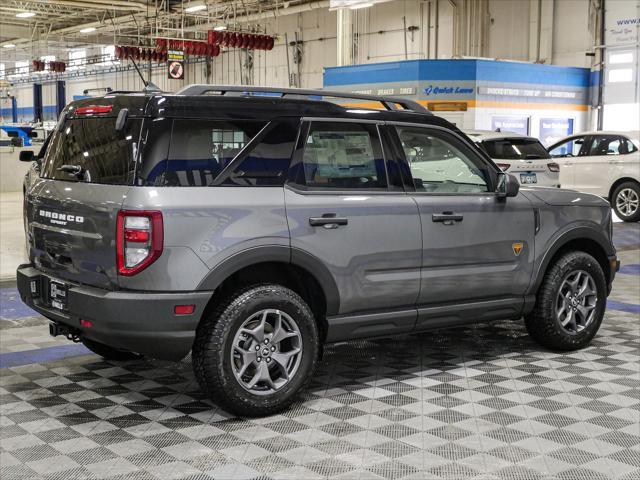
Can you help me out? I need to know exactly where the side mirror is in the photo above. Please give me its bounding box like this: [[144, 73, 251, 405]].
[[19, 150, 35, 162], [496, 172, 520, 199]]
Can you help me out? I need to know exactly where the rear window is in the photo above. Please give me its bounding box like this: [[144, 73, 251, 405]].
[[41, 118, 142, 185], [481, 138, 551, 160]]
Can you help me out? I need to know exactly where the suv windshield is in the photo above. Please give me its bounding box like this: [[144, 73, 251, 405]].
[[40, 117, 142, 185], [481, 138, 551, 160]]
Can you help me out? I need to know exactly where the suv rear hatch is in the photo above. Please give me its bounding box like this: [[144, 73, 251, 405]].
[[479, 136, 557, 182], [25, 97, 148, 289]]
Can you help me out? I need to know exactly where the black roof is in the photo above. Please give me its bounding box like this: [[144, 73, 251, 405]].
[[64, 87, 458, 133]]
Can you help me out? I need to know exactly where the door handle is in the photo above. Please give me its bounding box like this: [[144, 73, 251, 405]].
[[432, 212, 463, 224], [309, 214, 348, 228]]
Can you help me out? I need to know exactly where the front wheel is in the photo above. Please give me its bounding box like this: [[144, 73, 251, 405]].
[[612, 181, 640, 222], [525, 251, 607, 351], [192, 284, 319, 417]]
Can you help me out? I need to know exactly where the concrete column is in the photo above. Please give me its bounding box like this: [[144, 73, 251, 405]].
[[337, 7, 354, 67]]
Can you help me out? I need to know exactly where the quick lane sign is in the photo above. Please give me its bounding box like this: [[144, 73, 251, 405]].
[[167, 50, 184, 80]]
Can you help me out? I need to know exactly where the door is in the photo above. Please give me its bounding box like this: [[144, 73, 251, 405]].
[[284, 119, 422, 336], [576, 134, 628, 197], [391, 124, 536, 328], [548, 135, 588, 189]]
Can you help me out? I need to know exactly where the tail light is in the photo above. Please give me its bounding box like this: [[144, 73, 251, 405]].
[[116, 210, 163, 276], [76, 105, 113, 115], [496, 163, 511, 171], [547, 162, 560, 172]]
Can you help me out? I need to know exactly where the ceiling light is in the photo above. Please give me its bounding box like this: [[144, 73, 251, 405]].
[[350, 2, 373, 9], [213, 25, 227, 31], [3, 44, 16, 49], [185, 3, 206, 13], [16, 12, 36, 18], [80, 27, 96, 33]]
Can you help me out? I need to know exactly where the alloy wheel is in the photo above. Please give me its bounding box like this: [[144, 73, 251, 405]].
[[231, 309, 303, 395], [616, 188, 639, 217], [555, 270, 598, 334]]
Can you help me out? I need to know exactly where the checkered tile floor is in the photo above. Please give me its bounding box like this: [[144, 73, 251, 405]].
[[1, 228, 639, 480]]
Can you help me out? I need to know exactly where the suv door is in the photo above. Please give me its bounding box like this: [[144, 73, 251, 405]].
[[576, 134, 629, 197], [284, 118, 422, 339], [389, 123, 535, 329], [548, 135, 588, 189]]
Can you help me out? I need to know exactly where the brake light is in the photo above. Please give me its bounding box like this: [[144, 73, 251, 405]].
[[547, 162, 560, 172], [76, 105, 113, 115], [496, 163, 511, 171], [116, 210, 163, 276]]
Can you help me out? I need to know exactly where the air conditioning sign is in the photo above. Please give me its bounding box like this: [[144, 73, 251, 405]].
[[167, 50, 184, 80]]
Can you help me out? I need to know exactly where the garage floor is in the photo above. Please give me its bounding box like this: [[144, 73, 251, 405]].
[[1, 223, 638, 480]]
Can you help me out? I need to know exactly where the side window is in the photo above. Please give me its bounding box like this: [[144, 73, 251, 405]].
[[549, 137, 585, 157], [292, 122, 387, 190], [396, 127, 490, 193], [589, 135, 622, 156], [150, 120, 266, 186], [221, 119, 298, 186], [621, 137, 639, 154]]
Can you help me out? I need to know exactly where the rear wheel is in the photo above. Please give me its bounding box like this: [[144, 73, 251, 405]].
[[192, 284, 319, 417], [81, 338, 143, 361], [525, 251, 606, 351], [612, 181, 640, 222]]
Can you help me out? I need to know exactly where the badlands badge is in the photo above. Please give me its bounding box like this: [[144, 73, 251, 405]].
[[512, 242, 524, 256]]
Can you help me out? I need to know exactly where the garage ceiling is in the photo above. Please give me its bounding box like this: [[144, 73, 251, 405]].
[[0, 0, 328, 60]]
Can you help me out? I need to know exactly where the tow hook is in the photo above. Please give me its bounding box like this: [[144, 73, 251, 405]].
[[49, 322, 82, 343]]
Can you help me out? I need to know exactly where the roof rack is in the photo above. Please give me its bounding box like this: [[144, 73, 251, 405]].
[[174, 84, 430, 114]]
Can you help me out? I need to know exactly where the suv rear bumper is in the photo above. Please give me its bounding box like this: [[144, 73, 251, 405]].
[[17, 265, 212, 360]]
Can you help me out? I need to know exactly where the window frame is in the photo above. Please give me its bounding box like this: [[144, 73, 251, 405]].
[[285, 117, 394, 195], [388, 122, 500, 196], [548, 135, 589, 158]]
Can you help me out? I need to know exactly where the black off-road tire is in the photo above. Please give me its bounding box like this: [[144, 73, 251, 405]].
[[82, 338, 143, 361], [192, 284, 319, 417], [525, 251, 607, 351], [612, 181, 640, 222]]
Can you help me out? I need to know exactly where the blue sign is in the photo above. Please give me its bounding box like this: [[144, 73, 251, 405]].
[[491, 116, 530, 135], [539, 118, 574, 146], [424, 85, 474, 96]]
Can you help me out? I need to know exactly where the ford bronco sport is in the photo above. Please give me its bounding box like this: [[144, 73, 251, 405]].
[[17, 86, 619, 416]]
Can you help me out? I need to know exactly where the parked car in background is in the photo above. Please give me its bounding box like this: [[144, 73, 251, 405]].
[[465, 130, 560, 188], [548, 132, 640, 222]]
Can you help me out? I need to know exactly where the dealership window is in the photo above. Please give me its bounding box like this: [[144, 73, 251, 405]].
[[68, 50, 86, 70], [396, 127, 490, 193], [0, 64, 4, 79], [292, 122, 387, 190], [608, 68, 633, 83], [11, 61, 29, 78], [609, 52, 633, 64], [100, 45, 117, 66]]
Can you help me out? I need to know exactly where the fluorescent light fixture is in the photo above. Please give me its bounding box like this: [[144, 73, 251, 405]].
[[16, 12, 36, 18], [213, 25, 227, 31], [80, 27, 96, 33], [185, 3, 206, 13], [3, 44, 16, 49], [350, 2, 373, 9]]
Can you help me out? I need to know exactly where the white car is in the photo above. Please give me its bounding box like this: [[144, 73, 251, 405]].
[[465, 130, 560, 188], [548, 131, 640, 222]]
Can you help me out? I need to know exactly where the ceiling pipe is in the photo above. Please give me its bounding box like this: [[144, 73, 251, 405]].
[[182, 1, 331, 31], [9, 0, 153, 11]]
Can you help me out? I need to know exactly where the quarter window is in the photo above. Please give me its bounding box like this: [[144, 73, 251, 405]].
[[292, 122, 387, 190], [396, 127, 490, 193]]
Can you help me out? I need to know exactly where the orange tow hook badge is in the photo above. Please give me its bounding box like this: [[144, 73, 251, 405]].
[[512, 242, 524, 256]]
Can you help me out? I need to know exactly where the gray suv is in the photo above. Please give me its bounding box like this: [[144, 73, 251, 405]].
[[17, 86, 619, 416]]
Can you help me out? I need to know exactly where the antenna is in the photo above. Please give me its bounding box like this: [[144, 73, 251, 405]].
[[128, 56, 161, 93]]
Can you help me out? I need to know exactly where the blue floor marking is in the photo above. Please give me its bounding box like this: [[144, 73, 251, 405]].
[[606, 299, 640, 315], [618, 264, 640, 275], [0, 344, 92, 369], [1, 287, 39, 321]]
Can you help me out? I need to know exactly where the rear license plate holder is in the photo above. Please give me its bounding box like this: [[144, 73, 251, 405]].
[[520, 173, 537, 184], [48, 279, 68, 311]]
